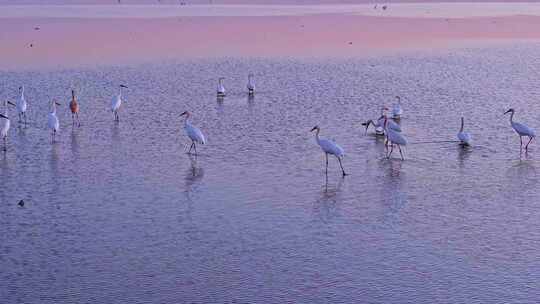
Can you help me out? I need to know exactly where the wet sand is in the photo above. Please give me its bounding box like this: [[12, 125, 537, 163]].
[[1, 3, 540, 69]]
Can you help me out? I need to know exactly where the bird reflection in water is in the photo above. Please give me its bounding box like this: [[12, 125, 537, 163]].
[[314, 174, 344, 223]]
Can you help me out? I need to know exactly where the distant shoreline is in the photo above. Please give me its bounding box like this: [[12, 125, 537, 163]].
[[2, 3, 540, 70]]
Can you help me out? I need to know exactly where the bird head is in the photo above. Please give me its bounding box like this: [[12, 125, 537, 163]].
[[180, 111, 190, 117], [395, 96, 400, 101], [54, 100, 61, 106], [310, 125, 320, 132], [0, 114, 8, 120], [504, 108, 514, 115], [120, 84, 128, 89], [71, 89, 75, 98], [7, 100, 15, 106]]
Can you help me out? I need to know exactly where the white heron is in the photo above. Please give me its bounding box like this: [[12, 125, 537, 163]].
[[180, 111, 206, 155], [311, 126, 347, 176], [363, 106, 402, 135], [384, 116, 407, 160], [1, 101, 15, 151], [217, 77, 226, 97], [504, 108, 535, 152], [111, 84, 128, 122], [392, 96, 403, 119], [48, 100, 61, 143], [247, 73, 255, 95], [457, 117, 472, 146], [17, 86, 28, 125]]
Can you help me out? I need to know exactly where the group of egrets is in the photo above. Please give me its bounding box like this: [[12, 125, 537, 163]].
[[0, 84, 126, 148], [0, 78, 536, 179]]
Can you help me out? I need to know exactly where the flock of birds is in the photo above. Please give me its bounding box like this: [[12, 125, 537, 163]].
[[0, 76, 537, 177]]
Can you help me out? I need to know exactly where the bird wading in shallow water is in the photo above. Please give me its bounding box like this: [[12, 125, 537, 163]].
[[392, 96, 403, 119], [217, 77, 226, 97], [384, 116, 407, 160], [70, 89, 80, 127], [17, 86, 28, 126], [504, 108, 535, 152], [180, 111, 206, 155], [48, 100, 61, 143], [457, 117, 472, 146], [311, 125, 347, 177], [111, 84, 128, 122], [247, 73, 255, 95], [1, 101, 15, 151]]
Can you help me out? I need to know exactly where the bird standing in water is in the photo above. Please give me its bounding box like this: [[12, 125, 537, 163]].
[[247, 74, 255, 95], [504, 108, 535, 152], [311, 125, 347, 177], [17, 86, 28, 126], [1, 101, 14, 151], [457, 117, 471, 146], [69, 89, 80, 127], [48, 100, 61, 143], [111, 84, 128, 122], [217, 78, 226, 97], [180, 111, 206, 155]]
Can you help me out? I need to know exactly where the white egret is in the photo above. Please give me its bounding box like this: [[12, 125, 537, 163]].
[[392, 96, 403, 119], [111, 84, 128, 122], [363, 106, 402, 135], [17, 86, 28, 125], [504, 108, 535, 151], [180, 111, 206, 155], [1, 101, 15, 151], [217, 77, 226, 97], [384, 117, 407, 160], [247, 73, 255, 95], [48, 100, 61, 143], [457, 117, 472, 146], [69, 89, 80, 127], [311, 126, 347, 176]]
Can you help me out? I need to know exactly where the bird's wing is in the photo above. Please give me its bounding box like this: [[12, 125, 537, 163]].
[[187, 125, 206, 144], [514, 122, 536, 137]]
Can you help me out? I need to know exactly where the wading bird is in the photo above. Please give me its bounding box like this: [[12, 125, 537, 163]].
[[217, 77, 226, 97], [111, 84, 128, 122], [48, 100, 61, 143], [1, 101, 14, 151], [17, 86, 28, 125], [504, 108, 535, 152], [247, 74, 255, 95], [392, 96, 403, 119], [69, 89, 80, 127], [311, 126, 347, 176], [457, 117, 471, 146], [362, 106, 402, 135], [384, 117, 407, 160], [180, 111, 206, 155]]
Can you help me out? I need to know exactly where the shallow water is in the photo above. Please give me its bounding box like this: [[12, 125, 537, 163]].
[[2, 45, 540, 303]]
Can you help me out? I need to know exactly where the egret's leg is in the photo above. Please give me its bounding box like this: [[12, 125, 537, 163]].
[[526, 136, 534, 151], [325, 153, 328, 175], [24, 113, 27, 126], [76, 112, 80, 127], [338, 157, 347, 176], [194, 143, 198, 155], [388, 144, 394, 158], [3, 136, 6, 152], [398, 145, 404, 160], [520, 136, 523, 150], [188, 142, 194, 153]]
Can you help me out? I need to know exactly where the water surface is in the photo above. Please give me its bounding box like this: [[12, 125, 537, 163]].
[[1, 45, 540, 303]]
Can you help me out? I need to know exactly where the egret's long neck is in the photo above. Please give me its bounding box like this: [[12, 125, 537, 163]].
[[314, 129, 321, 144], [20, 87, 25, 99], [52, 103, 56, 114], [509, 112, 514, 123], [118, 87, 123, 98], [4, 102, 8, 115], [460, 118, 464, 132], [184, 115, 190, 126]]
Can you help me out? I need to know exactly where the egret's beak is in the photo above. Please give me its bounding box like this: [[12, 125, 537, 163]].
[[7, 101, 15, 106], [180, 111, 187, 116], [120, 85, 128, 88], [310, 126, 318, 132], [55, 102, 61, 106], [504, 109, 512, 115], [0, 114, 8, 120]]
